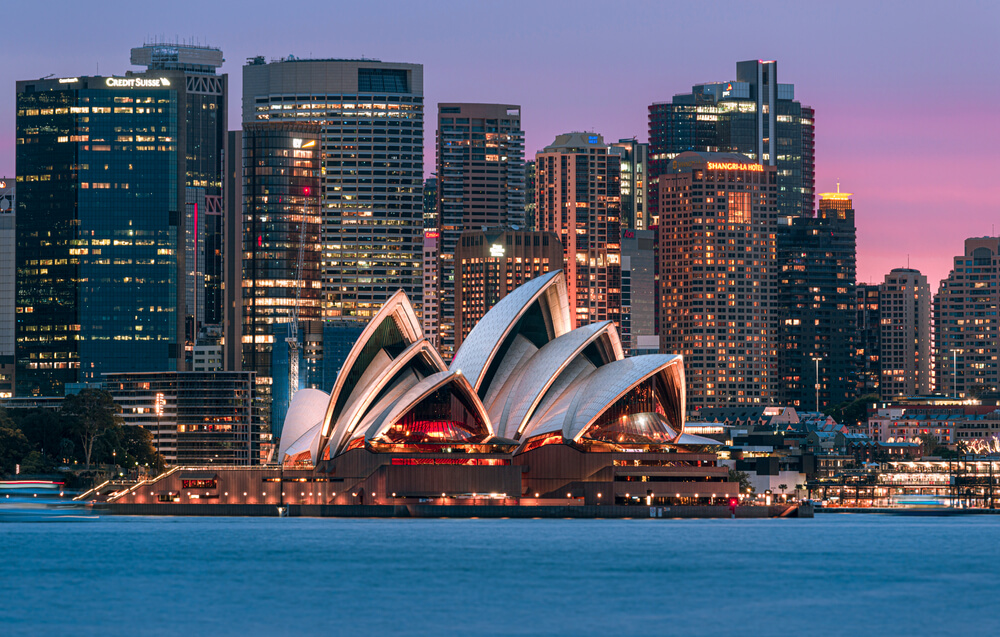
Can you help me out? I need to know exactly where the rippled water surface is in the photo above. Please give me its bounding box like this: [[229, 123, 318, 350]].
[[2, 514, 999, 636]]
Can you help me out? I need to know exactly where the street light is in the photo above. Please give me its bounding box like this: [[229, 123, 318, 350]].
[[811, 356, 823, 413]]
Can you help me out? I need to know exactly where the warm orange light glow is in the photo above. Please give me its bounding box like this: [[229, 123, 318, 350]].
[[706, 162, 764, 172], [818, 192, 854, 200]]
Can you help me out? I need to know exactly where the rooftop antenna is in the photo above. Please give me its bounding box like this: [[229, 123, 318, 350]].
[[836, 179, 841, 193]]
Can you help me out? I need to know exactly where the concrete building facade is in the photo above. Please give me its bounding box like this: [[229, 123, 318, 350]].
[[535, 133, 622, 329], [879, 268, 932, 399], [934, 237, 1000, 398], [242, 57, 424, 321], [435, 103, 525, 359], [658, 152, 778, 410]]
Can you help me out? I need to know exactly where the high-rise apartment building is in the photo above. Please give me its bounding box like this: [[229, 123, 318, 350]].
[[435, 103, 525, 359], [535, 133, 621, 329], [649, 60, 814, 225], [609, 139, 649, 230], [621, 228, 658, 355], [453, 228, 563, 348], [934, 237, 1000, 398], [879, 268, 931, 399], [242, 57, 424, 321], [777, 191, 857, 409], [0, 179, 14, 398], [658, 152, 778, 410], [855, 283, 881, 397], [525, 160, 537, 230], [16, 44, 227, 396], [241, 123, 322, 436]]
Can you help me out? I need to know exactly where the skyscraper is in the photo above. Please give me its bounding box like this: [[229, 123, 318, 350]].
[[453, 227, 563, 349], [879, 268, 931, 399], [649, 60, 814, 225], [620, 228, 658, 355], [435, 103, 524, 359], [422, 229, 440, 349], [855, 283, 881, 397], [0, 179, 13, 398], [15, 44, 227, 396], [777, 190, 857, 409], [535, 132, 621, 329], [242, 57, 424, 321], [934, 237, 1000, 398], [658, 152, 778, 410], [609, 139, 649, 230], [241, 123, 322, 436], [422, 177, 438, 228]]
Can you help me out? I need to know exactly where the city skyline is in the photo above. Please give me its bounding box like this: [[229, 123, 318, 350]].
[[1, 1, 997, 288]]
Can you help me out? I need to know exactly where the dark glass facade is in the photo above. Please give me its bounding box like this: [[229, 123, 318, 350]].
[[648, 60, 815, 225], [242, 123, 322, 437], [777, 195, 857, 409], [16, 76, 182, 396]]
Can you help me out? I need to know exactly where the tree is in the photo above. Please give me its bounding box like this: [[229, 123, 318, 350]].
[[0, 424, 32, 476], [826, 394, 880, 428], [9, 408, 64, 458], [728, 468, 754, 494], [61, 389, 122, 470], [778, 484, 788, 499]]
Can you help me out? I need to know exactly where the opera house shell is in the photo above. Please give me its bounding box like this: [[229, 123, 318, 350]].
[[276, 270, 734, 505]]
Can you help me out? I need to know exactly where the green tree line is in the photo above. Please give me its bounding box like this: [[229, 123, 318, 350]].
[[0, 389, 164, 479]]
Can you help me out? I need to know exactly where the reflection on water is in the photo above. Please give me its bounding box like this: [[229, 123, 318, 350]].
[[2, 516, 999, 636]]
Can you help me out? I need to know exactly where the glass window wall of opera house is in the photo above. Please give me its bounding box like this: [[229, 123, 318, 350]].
[[114, 271, 737, 507]]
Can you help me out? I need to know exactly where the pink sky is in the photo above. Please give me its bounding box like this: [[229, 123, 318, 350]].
[[2, 0, 997, 288]]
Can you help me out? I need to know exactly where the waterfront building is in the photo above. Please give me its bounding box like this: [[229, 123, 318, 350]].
[[856, 284, 881, 397], [435, 103, 525, 360], [609, 139, 649, 230], [103, 371, 261, 465], [15, 44, 228, 396], [453, 227, 563, 349], [648, 59, 815, 226], [658, 152, 779, 410], [777, 190, 857, 409], [421, 229, 440, 349], [241, 122, 322, 438], [1, 178, 13, 398], [934, 237, 1000, 398], [242, 56, 424, 321], [535, 133, 622, 329], [878, 268, 932, 398], [620, 228, 658, 355], [250, 269, 735, 506]]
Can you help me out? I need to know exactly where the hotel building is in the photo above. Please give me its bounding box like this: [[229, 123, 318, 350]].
[[621, 228, 658, 355], [241, 122, 322, 436], [242, 57, 424, 321], [649, 60, 815, 225], [777, 191, 857, 409], [435, 103, 525, 359], [453, 227, 563, 349], [15, 44, 228, 396], [934, 237, 1000, 398], [658, 152, 778, 410], [535, 133, 622, 329]]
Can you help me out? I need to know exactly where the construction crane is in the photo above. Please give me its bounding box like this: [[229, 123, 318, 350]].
[[286, 212, 308, 403]]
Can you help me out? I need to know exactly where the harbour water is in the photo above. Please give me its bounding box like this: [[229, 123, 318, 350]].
[[2, 515, 998, 636]]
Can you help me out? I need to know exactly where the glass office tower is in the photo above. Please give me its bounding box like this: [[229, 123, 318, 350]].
[[242, 57, 424, 322], [242, 122, 322, 437], [649, 60, 814, 225], [15, 44, 227, 396]]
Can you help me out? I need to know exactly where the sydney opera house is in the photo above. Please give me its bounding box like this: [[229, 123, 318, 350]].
[[263, 270, 736, 506]]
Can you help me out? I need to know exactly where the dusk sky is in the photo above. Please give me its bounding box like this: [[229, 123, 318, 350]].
[[3, 0, 997, 287]]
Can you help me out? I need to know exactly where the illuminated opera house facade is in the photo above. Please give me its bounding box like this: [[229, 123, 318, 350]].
[[268, 270, 736, 505]]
